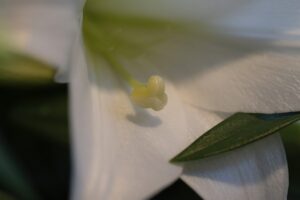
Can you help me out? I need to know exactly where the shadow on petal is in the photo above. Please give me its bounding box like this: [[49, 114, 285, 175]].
[[127, 109, 162, 127]]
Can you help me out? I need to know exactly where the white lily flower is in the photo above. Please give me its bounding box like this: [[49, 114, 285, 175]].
[[3, 0, 300, 199]]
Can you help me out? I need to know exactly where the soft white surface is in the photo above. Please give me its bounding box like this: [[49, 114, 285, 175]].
[[119, 33, 300, 113], [83, 0, 300, 113], [70, 0, 292, 199], [70, 37, 196, 200], [150, 36, 300, 113], [214, 0, 300, 41], [180, 105, 288, 200], [87, 0, 300, 40], [181, 135, 288, 200]]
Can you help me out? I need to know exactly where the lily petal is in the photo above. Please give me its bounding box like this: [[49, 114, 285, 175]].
[[83, 0, 300, 113], [70, 37, 192, 200], [86, 0, 300, 41], [213, 0, 300, 41], [153, 37, 300, 113], [181, 135, 288, 200], [1, 0, 79, 81], [114, 33, 300, 113], [180, 105, 288, 200]]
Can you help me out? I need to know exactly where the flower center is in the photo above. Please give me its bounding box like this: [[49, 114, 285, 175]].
[[82, 5, 173, 111], [102, 52, 167, 111], [131, 76, 167, 111]]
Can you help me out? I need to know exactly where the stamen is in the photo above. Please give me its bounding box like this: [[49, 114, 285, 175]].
[[83, 15, 168, 111], [102, 53, 167, 111], [131, 75, 168, 111], [91, 46, 168, 111]]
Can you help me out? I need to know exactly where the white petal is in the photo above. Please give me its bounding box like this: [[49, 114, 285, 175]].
[[70, 37, 192, 200], [180, 105, 288, 200], [82, 0, 300, 113], [86, 0, 300, 41], [1, 0, 80, 81], [213, 0, 300, 41], [142, 35, 300, 113]]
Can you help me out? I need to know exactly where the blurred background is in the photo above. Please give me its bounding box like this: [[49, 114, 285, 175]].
[[0, 63, 299, 200]]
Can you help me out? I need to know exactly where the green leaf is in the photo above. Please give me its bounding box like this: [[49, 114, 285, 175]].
[[0, 51, 55, 87], [171, 112, 300, 163]]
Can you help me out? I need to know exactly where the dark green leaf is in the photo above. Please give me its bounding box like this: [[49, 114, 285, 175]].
[[171, 112, 300, 163]]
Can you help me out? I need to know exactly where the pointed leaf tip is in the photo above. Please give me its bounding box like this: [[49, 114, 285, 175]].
[[171, 112, 300, 163]]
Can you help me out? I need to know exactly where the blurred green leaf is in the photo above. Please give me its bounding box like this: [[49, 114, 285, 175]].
[[0, 51, 55, 87], [172, 112, 300, 162]]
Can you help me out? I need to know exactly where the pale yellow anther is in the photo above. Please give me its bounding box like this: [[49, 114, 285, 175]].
[[130, 75, 168, 111]]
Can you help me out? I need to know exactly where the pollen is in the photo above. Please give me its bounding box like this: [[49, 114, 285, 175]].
[[130, 75, 168, 111]]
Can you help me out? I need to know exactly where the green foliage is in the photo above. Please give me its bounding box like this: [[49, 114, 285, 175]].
[[0, 51, 55, 87], [172, 112, 300, 162]]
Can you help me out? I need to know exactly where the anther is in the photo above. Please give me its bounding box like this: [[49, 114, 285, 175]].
[[130, 75, 168, 111]]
